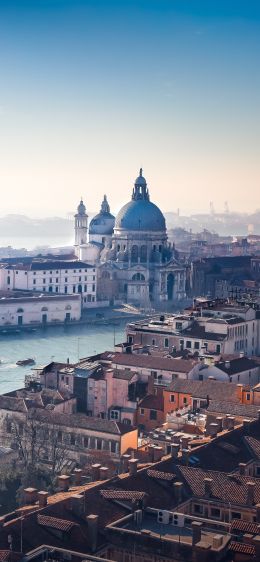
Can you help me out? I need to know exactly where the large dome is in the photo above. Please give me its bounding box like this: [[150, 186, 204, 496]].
[[89, 195, 115, 235], [115, 169, 166, 232], [115, 199, 165, 231]]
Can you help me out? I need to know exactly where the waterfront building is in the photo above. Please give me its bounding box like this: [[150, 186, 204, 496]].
[[74, 169, 186, 306]]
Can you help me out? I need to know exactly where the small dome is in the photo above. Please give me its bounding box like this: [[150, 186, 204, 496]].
[[76, 199, 87, 216], [115, 169, 165, 232], [89, 195, 115, 235]]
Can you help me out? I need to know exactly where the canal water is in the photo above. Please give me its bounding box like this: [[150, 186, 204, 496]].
[[0, 322, 125, 394]]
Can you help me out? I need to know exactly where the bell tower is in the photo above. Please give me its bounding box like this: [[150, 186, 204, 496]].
[[74, 198, 88, 247]]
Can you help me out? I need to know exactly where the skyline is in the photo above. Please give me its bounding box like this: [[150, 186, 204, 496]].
[[0, 0, 259, 217]]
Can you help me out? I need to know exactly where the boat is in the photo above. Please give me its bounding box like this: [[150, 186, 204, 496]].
[[16, 358, 36, 367]]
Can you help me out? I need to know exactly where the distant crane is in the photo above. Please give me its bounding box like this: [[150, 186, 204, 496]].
[[224, 201, 229, 214], [210, 201, 215, 215]]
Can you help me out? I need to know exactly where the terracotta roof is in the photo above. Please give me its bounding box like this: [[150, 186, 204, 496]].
[[113, 370, 137, 381], [244, 436, 260, 459], [147, 469, 175, 481], [100, 490, 146, 501], [0, 552, 21, 562], [231, 519, 260, 534], [181, 322, 226, 341], [229, 541, 256, 556], [166, 379, 239, 401], [37, 514, 77, 532], [179, 465, 260, 505], [32, 409, 135, 435], [207, 400, 260, 419], [138, 394, 164, 411], [99, 352, 196, 373], [217, 357, 260, 375], [0, 396, 28, 413]]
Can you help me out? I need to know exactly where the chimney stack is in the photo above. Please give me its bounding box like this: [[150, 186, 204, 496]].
[[91, 464, 101, 481], [192, 521, 203, 546], [99, 466, 109, 481], [181, 436, 190, 450], [87, 514, 99, 553], [226, 416, 235, 430], [204, 478, 213, 498], [153, 446, 163, 462], [181, 448, 190, 464], [173, 481, 183, 504], [24, 488, 38, 505], [171, 443, 180, 459], [58, 475, 70, 492], [120, 454, 131, 472], [38, 491, 49, 508], [208, 423, 218, 437], [246, 481, 256, 506], [243, 419, 251, 433], [74, 468, 83, 486], [128, 458, 138, 476], [70, 494, 84, 516], [239, 463, 247, 476]]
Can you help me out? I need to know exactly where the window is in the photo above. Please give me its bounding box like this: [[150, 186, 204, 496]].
[[211, 507, 220, 518], [231, 512, 241, 520], [92, 284, 95, 292], [183, 397, 187, 404], [216, 344, 221, 354], [152, 339, 155, 346], [49, 278, 52, 283], [194, 341, 200, 350], [186, 341, 192, 349], [246, 393, 251, 401], [7, 276, 10, 285], [70, 434, 76, 446], [55, 286, 59, 293], [65, 277, 68, 283], [43, 278, 46, 284], [164, 338, 169, 348], [170, 395, 175, 403], [151, 370, 157, 379], [140, 408, 144, 415], [194, 504, 203, 515], [150, 409, 157, 420], [33, 271, 36, 275], [176, 322, 182, 330], [84, 437, 89, 448], [110, 410, 119, 420], [56, 278, 58, 283]]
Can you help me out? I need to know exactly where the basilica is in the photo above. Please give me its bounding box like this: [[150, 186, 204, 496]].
[[74, 169, 186, 306]]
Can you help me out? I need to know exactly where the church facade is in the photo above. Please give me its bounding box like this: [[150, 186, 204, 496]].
[[75, 170, 186, 307]]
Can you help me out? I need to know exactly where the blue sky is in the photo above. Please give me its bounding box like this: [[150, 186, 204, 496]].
[[0, 0, 259, 216]]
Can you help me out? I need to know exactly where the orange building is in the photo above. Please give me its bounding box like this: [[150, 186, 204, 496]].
[[137, 392, 164, 432]]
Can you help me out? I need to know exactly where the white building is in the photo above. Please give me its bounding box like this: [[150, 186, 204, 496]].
[[74, 169, 186, 307], [0, 260, 97, 308], [0, 292, 81, 327]]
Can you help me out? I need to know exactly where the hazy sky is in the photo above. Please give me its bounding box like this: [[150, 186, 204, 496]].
[[0, 0, 259, 217]]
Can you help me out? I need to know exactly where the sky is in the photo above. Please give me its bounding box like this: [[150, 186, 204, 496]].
[[0, 0, 259, 217]]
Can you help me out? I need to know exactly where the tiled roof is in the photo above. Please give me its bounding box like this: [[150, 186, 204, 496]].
[[99, 352, 196, 373], [207, 400, 260, 419], [100, 490, 146, 501], [166, 379, 239, 401], [217, 357, 260, 375], [0, 396, 28, 413], [231, 519, 260, 534], [147, 469, 175, 481], [179, 466, 260, 505], [32, 409, 135, 435], [138, 394, 164, 411], [181, 322, 226, 341], [113, 370, 137, 381], [229, 541, 256, 556], [244, 436, 260, 459], [37, 514, 77, 532]]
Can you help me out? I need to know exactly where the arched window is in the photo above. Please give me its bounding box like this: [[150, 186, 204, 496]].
[[132, 273, 145, 281], [65, 305, 71, 310], [78, 284, 82, 293], [17, 308, 24, 313], [41, 306, 48, 311], [140, 245, 147, 263], [131, 245, 138, 263]]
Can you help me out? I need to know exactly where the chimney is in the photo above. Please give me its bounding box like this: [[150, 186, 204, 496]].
[[225, 360, 230, 370], [226, 416, 235, 430], [171, 443, 180, 459], [192, 521, 203, 545], [212, 535, 223, 548], [121, 454, 131, 472], [38, 491, 49, 508], [74, 468, 82, 486], [243, 419, 251, 433], [99, 466, 109, 481], [208, 423, 219, 437], [239, 463, 247, 476], [255, 503, 260, 523], [129, 458, 138, 476], [216, 417, 223, 432], [148, 444, 155, 462], [58, 475, 70, 492], [182, 448, 190, 464], [147, 375, 155, 395], [204, 478, 213, 498], [173, 481, 183, 504], [70, 494, 84, 516], [91, 464, 101, 481], [153, 446, 163, 462], [181, 436, 190, 450], [246, 481, 256, 506], [87, 514, 99, 553], [24, 488, 38, 505]]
